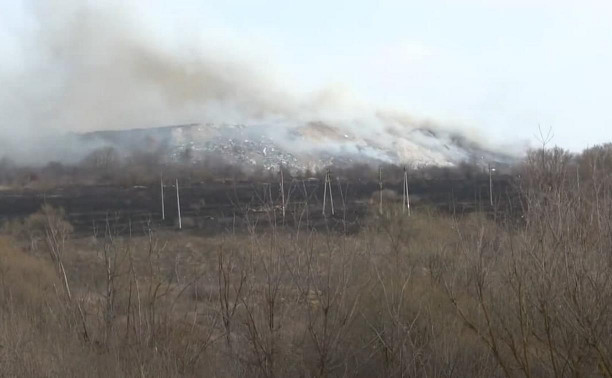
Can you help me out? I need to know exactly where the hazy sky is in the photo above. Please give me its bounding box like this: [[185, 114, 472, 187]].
[[2, 0, 612, 152]]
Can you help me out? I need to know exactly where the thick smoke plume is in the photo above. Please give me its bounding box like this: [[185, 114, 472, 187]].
[[0, 1, 522, 166]]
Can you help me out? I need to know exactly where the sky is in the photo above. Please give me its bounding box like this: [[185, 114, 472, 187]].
[[1, 0, 612, 154]]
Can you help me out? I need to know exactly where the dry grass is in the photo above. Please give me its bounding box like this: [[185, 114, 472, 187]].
[[0, 209, 500, 377], [2, 145, 612, 377]]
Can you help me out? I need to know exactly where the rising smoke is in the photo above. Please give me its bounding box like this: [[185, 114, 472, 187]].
[[0, 1, 523, 166]]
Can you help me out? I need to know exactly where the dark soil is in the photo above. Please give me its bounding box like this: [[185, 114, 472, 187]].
[[0, 176, 519, 236]]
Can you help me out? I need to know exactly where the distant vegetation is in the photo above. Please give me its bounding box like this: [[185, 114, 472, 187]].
[[1, 143, 612, 376], [0, 145, 517, 190]]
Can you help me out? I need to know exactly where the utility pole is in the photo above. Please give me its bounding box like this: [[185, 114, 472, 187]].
[[176, 178, 182, 230], [328, 170, 334, 216], [268, 183, 273, 208], [378, 167, 383, 215], [160, 171, 165, 220], [403, 167, 411, 216], [280, 167, 286, 219], [488, 163, 494, 207], [322, 169, 334, 216], [322, 172, 327, 216]]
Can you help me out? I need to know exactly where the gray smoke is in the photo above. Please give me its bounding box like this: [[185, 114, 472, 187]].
[[0, 1, 524, 166]]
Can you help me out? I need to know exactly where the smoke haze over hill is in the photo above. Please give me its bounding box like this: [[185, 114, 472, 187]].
[[0, 1, 524, 166]]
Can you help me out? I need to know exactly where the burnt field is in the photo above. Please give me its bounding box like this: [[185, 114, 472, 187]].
[[0, 175, 518, 235]]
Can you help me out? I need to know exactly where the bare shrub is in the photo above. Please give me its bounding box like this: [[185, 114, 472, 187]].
[[4, 142, 612, 377]]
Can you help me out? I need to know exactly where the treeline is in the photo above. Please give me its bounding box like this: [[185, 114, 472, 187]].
[[0, 146, 511, 189], [2, 142, 612, 190], [0, 147, 248, 188]]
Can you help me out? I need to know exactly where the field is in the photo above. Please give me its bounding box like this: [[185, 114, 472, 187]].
[[0, 172, 515, 235], [1, 146, 612, 377]]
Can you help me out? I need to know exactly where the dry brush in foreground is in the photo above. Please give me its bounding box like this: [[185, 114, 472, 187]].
[[1, 146, 612, 377]]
